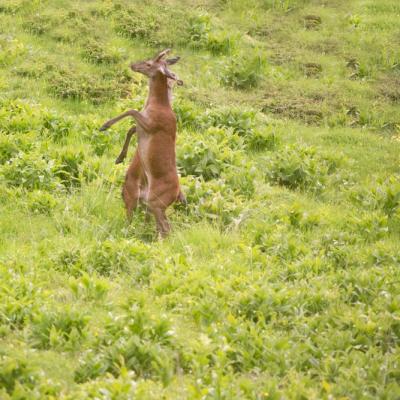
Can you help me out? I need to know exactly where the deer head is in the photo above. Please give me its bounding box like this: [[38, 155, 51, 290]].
[[130, 49, 183, 85]]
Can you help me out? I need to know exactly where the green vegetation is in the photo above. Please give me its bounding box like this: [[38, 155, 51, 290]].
[[0, 0, 399, 398]]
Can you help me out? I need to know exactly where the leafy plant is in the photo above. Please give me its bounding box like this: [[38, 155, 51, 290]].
[[1, 151, 58, 191], [27, 190, 57, 215], [30, 308, 89, 349], [220, 54, 266, 89], [188, 14, 233, 54], [82, 39, 123, 65], [265, 145, 342, 193], [0, 356, 38, 396]]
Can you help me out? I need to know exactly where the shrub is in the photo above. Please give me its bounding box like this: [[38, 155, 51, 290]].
[[27, 190, 57, 215], [85, 239, 150, 276], [0, 99, 44, 134], [47, 65, 133, 104], [1, 152, 57, 191], [174, 98, 199, 130], [75, 303, 179, 384], [22, 13, 55, 35], [30, 308, 89, 350], [81, 39, 123, 65], [245, 129, 280, 151], [178, 136, 243, 181], [52, 149, 99, 188], [0, 263, 43, 329], [221, 54, 266, 89], [265, 145, 342, 192], [188, 13, 233, 55], [202, 107, 257, 136], [114, 8, 159, 41], [41, 113, 73, 142], [0, 133, 33, 164], [0, 356, 38, 396], [0, 35, 26, 66], [54, 248, 84, 277], [88, 129, 114, 156], [53, 150, 85, 188], [180, 175, 248, 226]]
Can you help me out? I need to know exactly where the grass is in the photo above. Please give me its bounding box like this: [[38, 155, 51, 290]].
[[0, 0, 399, 398]]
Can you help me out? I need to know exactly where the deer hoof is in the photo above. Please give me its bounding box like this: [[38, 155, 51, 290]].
[[99, 124, 110, 131]]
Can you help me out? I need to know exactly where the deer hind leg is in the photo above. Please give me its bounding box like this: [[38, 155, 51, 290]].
[[122, 176, 139, 223], [150, 207, 170, 238], [122, 151, 141, 223], [115, 126, 136, 164], [147, 195, 174, 238]]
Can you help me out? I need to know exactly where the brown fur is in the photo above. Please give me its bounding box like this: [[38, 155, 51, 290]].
[[113, 79, 177, 165], [100, 50, 184, 237]]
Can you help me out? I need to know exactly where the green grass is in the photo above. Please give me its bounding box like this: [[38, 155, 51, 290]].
[[0, 0, 400, 398]]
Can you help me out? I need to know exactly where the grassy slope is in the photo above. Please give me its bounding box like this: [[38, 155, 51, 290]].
[[0, 0, 399, 398]]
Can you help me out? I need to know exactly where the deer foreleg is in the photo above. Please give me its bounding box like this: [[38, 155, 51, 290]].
[[100, 110, 150, 131]]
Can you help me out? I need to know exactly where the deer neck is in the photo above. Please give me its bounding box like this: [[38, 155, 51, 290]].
[[146, 74, 171, 108]]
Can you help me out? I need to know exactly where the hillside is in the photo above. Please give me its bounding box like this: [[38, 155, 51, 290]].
[[0, 0, 399, 398]]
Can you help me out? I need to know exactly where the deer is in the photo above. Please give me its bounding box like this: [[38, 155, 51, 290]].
[[100, 49, 185, 237], [108, 76, 180, 165]]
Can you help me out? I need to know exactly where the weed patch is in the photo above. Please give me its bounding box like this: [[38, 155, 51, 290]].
[[265, 145, 342, 192]]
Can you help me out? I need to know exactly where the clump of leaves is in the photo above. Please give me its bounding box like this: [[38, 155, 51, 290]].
[[67, 369, 136, 400], [180, 175, 248, 225], [221, 54, 266, 89], [69, 273, 109, 302], [87, 129, 115, 156], [188, 13, 233, 55], [30, 308, 89, 350], [75, 302, 179, 384], [53, 150, 86, 188], [0, 99, 45, 133], [86, 238, 151, 276], [0, 133, 33, 164], [0, 356, 38, 396], [114, 7, 159, 41], [202, 107, 257, 135], [265, 145, 342, 193], [246, 128, 280, 151], [350, 175, 400, 223], [41, 113, 73, 142], [47, 65, 133, 104], [81, 39, 123, 65], [22, 13, 56, 35], [0, 35, 26, 66], [27, 190, 58, 215], [0, 264, 44, 329], [0, 151, 58, 191], [178, 135, 244, 181]]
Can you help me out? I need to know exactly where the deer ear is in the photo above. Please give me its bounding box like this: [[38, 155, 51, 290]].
[[161, 66, 184, 85], [166, 56, 180, 65], [154, 48, 171, 62]]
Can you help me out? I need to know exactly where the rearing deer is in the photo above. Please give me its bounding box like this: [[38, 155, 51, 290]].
[[106, 75, 180, 165], [100, 49, 184, 237]]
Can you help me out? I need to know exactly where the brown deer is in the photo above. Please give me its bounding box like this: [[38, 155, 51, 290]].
[[107, 75, 179, 165], [100, 49, 185, 237]]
